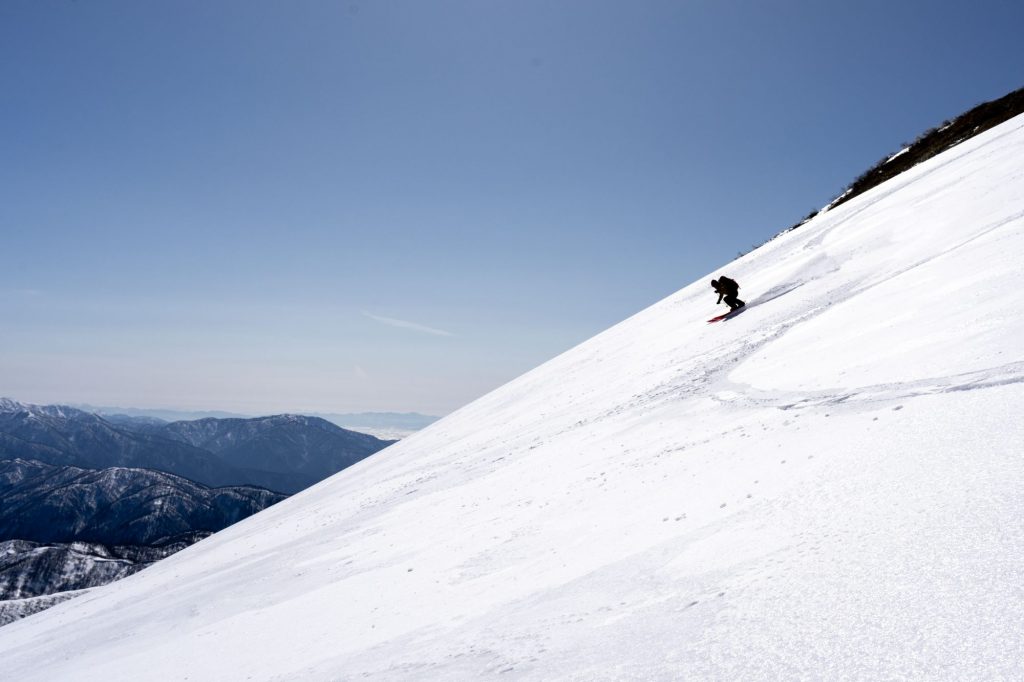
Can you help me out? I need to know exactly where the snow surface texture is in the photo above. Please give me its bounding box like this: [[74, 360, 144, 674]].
[[2, 116, 1024, 680]]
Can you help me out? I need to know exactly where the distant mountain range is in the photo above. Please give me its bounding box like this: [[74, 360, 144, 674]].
[[0, 458, 286, 546], [0, 398, 398, 616], [0, 398, 242, 488], [75, 403, 440, 438], [0, 398, 395, 493], [0, 459, 288, 602], [138, 414, 390, 487], [73, 404, 249, 421]]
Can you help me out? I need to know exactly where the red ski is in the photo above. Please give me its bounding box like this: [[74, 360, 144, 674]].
[[707, 306, 747, 323]]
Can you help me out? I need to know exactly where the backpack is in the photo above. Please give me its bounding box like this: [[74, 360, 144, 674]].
[[717, 276, 739, 296]]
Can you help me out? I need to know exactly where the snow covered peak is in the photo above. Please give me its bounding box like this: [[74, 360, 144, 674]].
[[0, 398, 28, 413], [2, 115, 1024, 679], [0, 398, 91, 421]]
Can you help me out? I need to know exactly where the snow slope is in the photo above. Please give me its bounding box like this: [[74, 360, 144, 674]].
[[2, 115, 1024, 680]]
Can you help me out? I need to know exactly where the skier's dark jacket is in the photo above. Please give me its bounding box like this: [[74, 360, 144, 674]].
[[712, 276, 739, 303]]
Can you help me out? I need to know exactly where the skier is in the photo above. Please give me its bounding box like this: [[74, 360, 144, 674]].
[[711, 276, 745, 311]]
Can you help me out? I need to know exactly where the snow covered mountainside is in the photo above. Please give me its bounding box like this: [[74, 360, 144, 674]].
[[0, 460, 286, 605], [0, 540, 178, 602], [2, 115, 1023, 679], [0, 459, 285, 548], [0, 589, 87, 627]]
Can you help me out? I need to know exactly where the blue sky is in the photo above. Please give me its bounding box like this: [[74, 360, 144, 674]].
[[2, 0, 1022, 415]]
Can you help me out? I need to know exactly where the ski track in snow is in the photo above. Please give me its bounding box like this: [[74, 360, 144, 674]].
[[2, 118, 1024, 680]]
